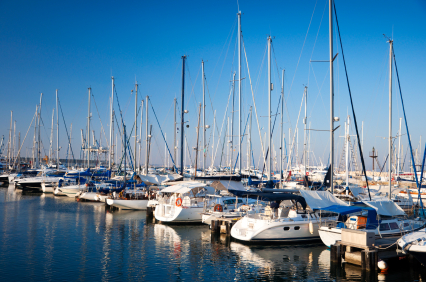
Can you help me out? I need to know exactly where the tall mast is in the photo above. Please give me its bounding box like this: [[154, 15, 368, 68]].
[[202, 60, 205, 171], [109, 77, 114, 170], [173, 98, 177, 172], [231, 72, 235, 173], [56, 89, 59, 168], [280, 70, 284, 187], [7, 111, 12, 167], [268, 36, 272, 181], [238, 11, 242, 173], [180, 55, 186, 176], [145, 95, 149, 174], [345, 117, 350, 189], [32, 106, 37, 168], [397, 117, 402, 182], [211, 110, 216, 169], [87, 88, 91, 168], [139, 100, 144, 173], [37, 94, 43, 168], [388, 38, 393, 199], [135, 82, 138, 173], [303, 86, 307, 177], [329, 0, 334, 193], [49, 109, 54, 162]]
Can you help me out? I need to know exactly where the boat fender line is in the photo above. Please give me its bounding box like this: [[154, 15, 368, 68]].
[[214, 204, 223, 212], [176, 198, 183, 207]]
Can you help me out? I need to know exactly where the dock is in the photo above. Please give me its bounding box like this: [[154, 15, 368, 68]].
[[330, 229, 414, 272]]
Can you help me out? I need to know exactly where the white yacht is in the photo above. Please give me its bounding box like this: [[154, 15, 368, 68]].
[[398, 228, 426, 266], [317, 199, 424, 247], [154, 181, 214, 223], [230, 191, 340, 242]]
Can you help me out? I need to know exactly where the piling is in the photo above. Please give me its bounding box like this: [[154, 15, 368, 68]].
[[211, 220, 220, 233]]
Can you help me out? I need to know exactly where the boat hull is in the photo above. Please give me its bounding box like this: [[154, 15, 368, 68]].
[[106, 199, 149, 210], [155, 204, 203, 223]]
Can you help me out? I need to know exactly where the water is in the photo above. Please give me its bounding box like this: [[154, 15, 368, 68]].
[[1, 185, 426, 281]]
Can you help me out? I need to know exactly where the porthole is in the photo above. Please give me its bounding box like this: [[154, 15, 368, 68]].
[[294, 226, 300, 230], [283, 227, 290, 231]]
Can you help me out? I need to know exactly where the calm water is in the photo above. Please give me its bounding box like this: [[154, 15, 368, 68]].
[[1, 185, 426, 281]]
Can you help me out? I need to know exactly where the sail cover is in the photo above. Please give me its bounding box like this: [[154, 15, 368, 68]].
[[299, 190, 349, 210], [363, 200, 406, 217], [210, 180, 246, 191]]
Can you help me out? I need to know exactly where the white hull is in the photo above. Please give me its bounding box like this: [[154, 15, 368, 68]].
[[155, 204, 203, 223], [79, 192, 102, 202], [106, 199, 149, 210], [56, 185, 85, 198], [41, 182, 55, 193], [231, 216, 323, 242]]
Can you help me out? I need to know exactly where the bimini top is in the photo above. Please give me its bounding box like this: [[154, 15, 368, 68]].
[[299, 190, 349, 210], [160, 182, 207, 194], [363, 200, 406, 217], [227, 189, 307, 210]]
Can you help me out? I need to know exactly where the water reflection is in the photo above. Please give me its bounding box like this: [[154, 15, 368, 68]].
[[2, 185, 426, 281]]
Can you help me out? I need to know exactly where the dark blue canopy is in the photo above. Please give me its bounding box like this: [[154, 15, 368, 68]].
[[320, 205, 378, 229], [228, 189, 307, 210]]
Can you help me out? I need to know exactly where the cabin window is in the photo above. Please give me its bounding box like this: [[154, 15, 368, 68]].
[[294, 226, 300, 230], [379, 223, 390, 231], [238, 199, 243, 203], [404, 223, 410, 227], [389, 222, 399, 230], [283, 227, 290, 231]]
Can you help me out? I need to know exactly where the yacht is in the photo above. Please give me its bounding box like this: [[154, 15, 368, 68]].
[[154, 181, 214, 223]]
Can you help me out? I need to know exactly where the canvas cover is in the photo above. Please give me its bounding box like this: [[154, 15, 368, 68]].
[[210, 180, 246, 191], [138, 173, 183, 185], [299, 190, 349, 209], [363, 200, 406, 217], [160, 182, 207, 194]]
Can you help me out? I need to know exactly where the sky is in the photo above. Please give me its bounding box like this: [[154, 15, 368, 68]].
[[0, 0, 425, 171]]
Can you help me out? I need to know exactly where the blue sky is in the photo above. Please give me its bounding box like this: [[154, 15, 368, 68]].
[[1, 0, 425, 171]]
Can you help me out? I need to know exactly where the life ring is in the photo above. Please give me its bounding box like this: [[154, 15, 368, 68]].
[[306, 172, 309, 176], [176, 197, 183, 207], [214, 204, 223, 212]]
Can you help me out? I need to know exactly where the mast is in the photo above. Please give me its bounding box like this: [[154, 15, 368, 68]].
[[87, 88, 91, 168], [139, 100, 144, 173], [180, 55, 186, 176], [268, 35, 272, 181], [32, 107, 37, 168], [345, 116, 350, 190], [231, 72, 235, 173], [397, 117, 402, 182], [49, 109, 54, 162], [303, 86, 307, 177], [329, 0, 334, 193], [173, 98, 177, 172], [7, 111, 12, 167], [135, 82, 138, 173], [211, 110, 216, 169], [56, 89, 59, 168], [145, 95, 149, 174], [109, 77, 114, 170], [202, 60, 205, 171], [194, 103, 202, 178], [238, 11, 242, 173], [280, 70, 284, 187], [388, 38, 393, 199], [37, 94, 43, 168], [249, 106, 252, 174]]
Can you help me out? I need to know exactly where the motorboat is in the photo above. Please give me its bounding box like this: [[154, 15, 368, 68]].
[[230, 190, 339, 242], [154, 181, 214, 223], [398, 227, 426, 266], [317, 199, 425, 247]]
